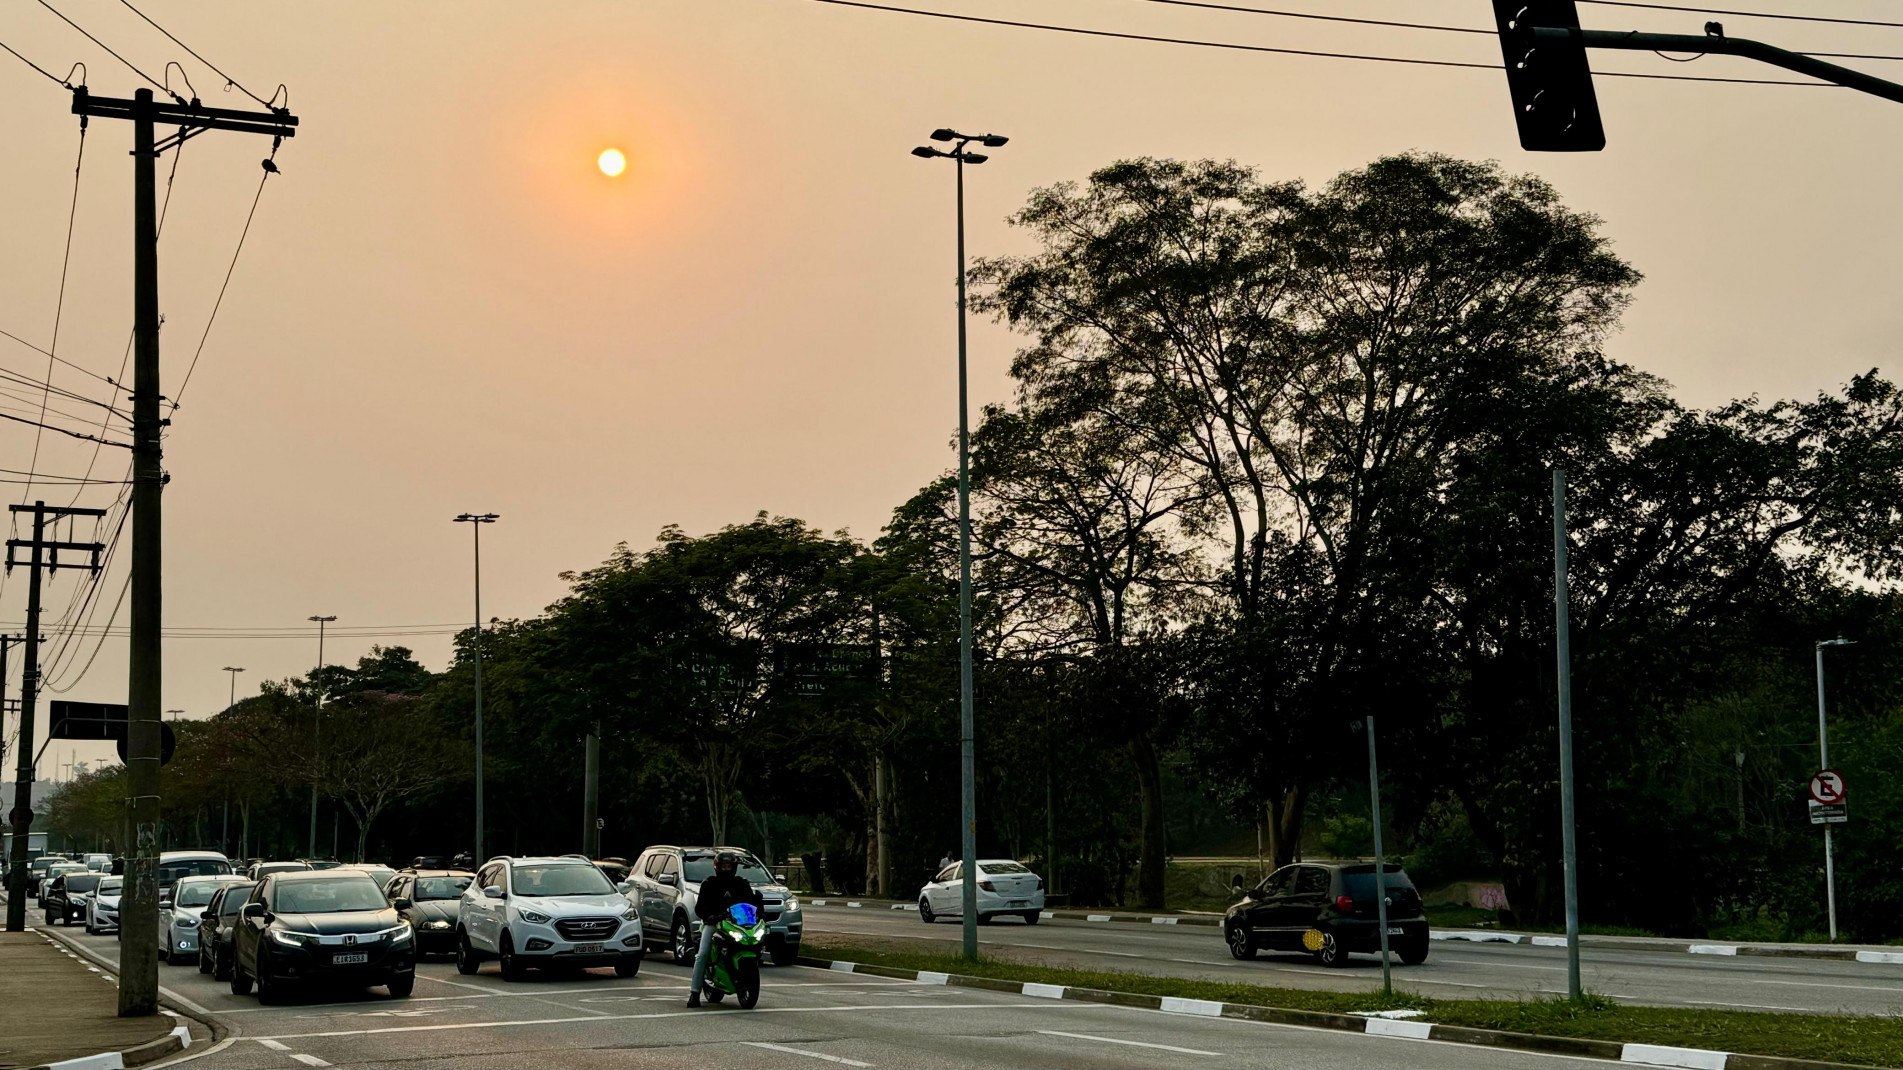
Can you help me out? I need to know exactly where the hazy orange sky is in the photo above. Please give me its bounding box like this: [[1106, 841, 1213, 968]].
[[2, 0, 1898, 778]]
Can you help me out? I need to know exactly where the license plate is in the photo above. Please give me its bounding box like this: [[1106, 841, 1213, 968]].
[[1386, 927, 1405, 936], [572, 942, 603, 955], [1007, 901, 1027, 907], [333, 952, 368, 964]]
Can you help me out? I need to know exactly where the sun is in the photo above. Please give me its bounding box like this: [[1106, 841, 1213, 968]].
[[597, 147, 627, 178]]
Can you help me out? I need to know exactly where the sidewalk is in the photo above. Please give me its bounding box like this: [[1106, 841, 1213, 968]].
[[803, 896, 1903, 963], [0, 930, 190, 1070]]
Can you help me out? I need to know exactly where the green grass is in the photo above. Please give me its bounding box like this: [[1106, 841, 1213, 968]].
[[804, 938, 1903, 1068]]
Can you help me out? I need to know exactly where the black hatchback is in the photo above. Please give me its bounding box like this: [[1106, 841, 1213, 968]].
[[1224, 863, 1429, 967], [230, 870, 415, 1003]]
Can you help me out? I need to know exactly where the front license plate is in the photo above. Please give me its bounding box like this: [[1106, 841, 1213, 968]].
[[333, 952, 368, 964], [1386, 927, 1405, 936], [572, 942, 603, 955], [1007, 900, 1027, 907]]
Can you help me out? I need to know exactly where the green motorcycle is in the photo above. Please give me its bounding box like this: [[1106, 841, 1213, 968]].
[[703, 901, 766, 1009]]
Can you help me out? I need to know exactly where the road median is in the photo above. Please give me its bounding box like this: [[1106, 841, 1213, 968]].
[[799, 938, 1903, 1069]]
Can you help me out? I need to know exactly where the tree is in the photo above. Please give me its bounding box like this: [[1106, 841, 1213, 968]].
[[313, 691, 464, 862]]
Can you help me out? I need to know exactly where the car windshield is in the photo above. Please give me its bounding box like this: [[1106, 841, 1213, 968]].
[[160, 859, 231, 884], [276, 876, 387, 913], [65, 874, 101, 893], [415, 876, 472, 901], [173, 882, 229, 908], [98, 878, 122, 895], [980, 862, 1030, 875], [218, 884, 255, 916], [682, 853, 773, 884], [52, 864, 86, 875], [512, 864, 613, 897], [259, 863, 308, 875]]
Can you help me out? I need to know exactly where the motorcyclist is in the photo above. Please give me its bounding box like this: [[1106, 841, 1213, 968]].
[[687, 850, 763, 1007]]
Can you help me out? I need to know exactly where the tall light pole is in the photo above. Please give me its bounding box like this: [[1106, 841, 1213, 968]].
[[223, 666, 245, 710], [455, 512, 499, 865], [913, 127, 1007, 963], [165, 709, 183, 722], [307, 614, 336, 858], [1814, 637, 1853, 941]]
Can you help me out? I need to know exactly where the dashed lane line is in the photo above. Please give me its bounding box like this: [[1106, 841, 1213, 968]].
[[1037, 1030, 1220, 1056], [742, 1041, 874, 1066], [256, 1039, 291, 1051], [289, 1055, 331, 1067]]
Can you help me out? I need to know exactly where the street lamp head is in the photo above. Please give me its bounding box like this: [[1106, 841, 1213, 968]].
[[308, 614, 337, 623], [930, 128, 957, 142], [980, 134, 1009, 147], [454, 512, 500, 524], [962, 152, 989, 164], [911, 146, 938, 159], [1818, 638, 1856, 648], [223, 666, 244, 673]]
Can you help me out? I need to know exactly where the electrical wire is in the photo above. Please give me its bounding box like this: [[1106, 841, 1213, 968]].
[[0, 328, 124, 390], [795, 0, 1829, 86], [0, 410, 130, 448], [171, 162, 274, 412], [114, 0, 279, 109], [23, 120, 91, 508], [42, 485, 131, 689], [1577, 1, 1903, 30], [32, 0, 178, 100], [0, 36, 78, 86]]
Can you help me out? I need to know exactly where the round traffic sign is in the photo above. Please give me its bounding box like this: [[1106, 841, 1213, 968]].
[[1809, 769, 1846, 806]]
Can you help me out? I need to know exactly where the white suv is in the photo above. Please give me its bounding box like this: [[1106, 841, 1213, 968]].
[[455, 856, 643, 980]]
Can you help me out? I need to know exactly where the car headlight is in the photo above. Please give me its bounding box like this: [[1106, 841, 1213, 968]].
[[621, 906, 640, 921], [176, 917, 199, 929], [429, 919, 452, 930], [517, 909, 551, 925], [784, 895, 800, 913], [389, 925, 414, 945], [268, 928, 308, 948]]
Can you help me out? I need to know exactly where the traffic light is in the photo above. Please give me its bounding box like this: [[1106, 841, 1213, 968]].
[[1492, 1, 1605, 151]]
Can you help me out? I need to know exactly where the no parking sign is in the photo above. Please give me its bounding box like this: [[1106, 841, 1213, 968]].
[[1808, 769, 1847, 825]]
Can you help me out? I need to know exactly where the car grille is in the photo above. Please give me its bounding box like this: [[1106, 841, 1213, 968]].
[[761, 896, 784, 921], [555, 917, 618, 940]]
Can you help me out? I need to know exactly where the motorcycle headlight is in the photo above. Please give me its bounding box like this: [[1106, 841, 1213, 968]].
[[517, 909, 551, 925], [783, 895, 800, 913], [268, 928, 308, 948]]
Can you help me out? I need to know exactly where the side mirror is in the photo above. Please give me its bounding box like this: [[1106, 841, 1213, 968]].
[[159, 900, 172, 911], [200, 909, 214, 921], [241, 903, 267, 920], [615, 880, 633, 894], [482, 885, 504, 899], [658, 873, 678, 887], [393, 897, 413, 911]]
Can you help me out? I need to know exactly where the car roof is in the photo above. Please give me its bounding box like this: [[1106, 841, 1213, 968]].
[[272, 868, 381, 882], [403, 869, 473, 877], [174, 873, 247, 884], [160, 850, 229, 860], [503, 856, 593, 866]]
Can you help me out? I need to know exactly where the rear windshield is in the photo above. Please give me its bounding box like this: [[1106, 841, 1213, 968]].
[[683, 853, 773, 884], [174, 881, 232, 908], [277, 876, 387, 913], [64, 874, 101, 893], [99, 878, 123, 894], [1340, 868, 1416, 900], [980, 862, 1030, 875], [415, 876, 472, 901], [160, 859, 232, 884]]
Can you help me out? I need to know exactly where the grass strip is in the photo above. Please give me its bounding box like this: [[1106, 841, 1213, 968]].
[[803, 938, 1903, 1068]]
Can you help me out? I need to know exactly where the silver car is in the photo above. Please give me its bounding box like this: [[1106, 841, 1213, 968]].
[[629, 846, 803, 966], [160, 875, 249, 964], [87, 875, 124, 934]]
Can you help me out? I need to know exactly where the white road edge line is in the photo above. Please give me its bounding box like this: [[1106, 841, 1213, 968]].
[[1036, 1030, 1219, 1056], [743, 1041, 873, 1066], [1619, 1043, 1727, 1070], [289, 1054, 332, 1068]]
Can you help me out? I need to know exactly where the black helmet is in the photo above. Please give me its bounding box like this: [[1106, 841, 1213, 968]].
[[715, 851, 738, 872]]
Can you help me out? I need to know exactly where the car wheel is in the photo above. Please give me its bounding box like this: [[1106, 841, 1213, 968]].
[[917, 898, 935, 924], [229, 959, 253, 996], [1398, 938, 1429, 966], [386, 972, 415, 998], [215, 945, 233, 982], [671, 915, 695, 966], [499, 932, 527, 981], [614, 955, 641, 978], [1315, 931, 1348, 968], [456, 930, 481, 975], [1226, 923, 1256, 960], [256, 952, 282, 1004], [1021, 911, 1041, 925]]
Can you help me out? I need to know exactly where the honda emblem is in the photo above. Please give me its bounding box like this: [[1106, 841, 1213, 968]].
[[345, 934, 357, 946]]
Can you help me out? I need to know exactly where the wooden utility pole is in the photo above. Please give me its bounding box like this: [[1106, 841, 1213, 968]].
[[70, 85, 297, 1018]]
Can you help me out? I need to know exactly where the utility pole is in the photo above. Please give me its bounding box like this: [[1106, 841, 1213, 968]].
[[5, 502, 104, 932], [1553, 470, 1582, 1000], [69, 83, 296, 1018], [453, 513, 498, 864], [307, 614, 334, 858], [1366, 716, 1392, 998], [582, 727, 599, 858]]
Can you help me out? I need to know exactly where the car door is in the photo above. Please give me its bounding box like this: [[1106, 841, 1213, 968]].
[[469, 863, 503, 947], [236, 878, 269, 974], [1287, 866, 1332, 932], [650, 854, 683, 932], [1243, 867, 1296, 947], [932, 863, 961, 915], [636, 854, 666, 938]]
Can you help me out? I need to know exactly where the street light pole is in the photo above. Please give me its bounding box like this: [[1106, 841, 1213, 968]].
[[455, 513, 499, 866], [223, 666, 244, 710], [1814, 637, 1853, 941], [913, 128, 1007, 963], [307, 614, 335, 858]]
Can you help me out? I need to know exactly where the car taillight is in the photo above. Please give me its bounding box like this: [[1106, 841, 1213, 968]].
[[1334, 895, 1355, 913], [979, 881, 996, 892]]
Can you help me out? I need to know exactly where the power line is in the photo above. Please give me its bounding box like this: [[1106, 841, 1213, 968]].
[[0, 37, 80, 86], [0, 409, 131, 449], [0, 328, 124, 390], [23, 121, 91, 507], [1577, 1, 1903, 30], [113, 0, 279, 109], [172, 160, 275, 411], [794, 0, 1829, 86], [31, 0, 177, 100]]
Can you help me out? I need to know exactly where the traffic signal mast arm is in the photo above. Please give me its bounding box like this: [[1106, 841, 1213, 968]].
[[1533, 26, 1903, 106]]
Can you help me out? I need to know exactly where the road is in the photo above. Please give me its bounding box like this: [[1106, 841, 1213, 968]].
[[42, 923, 1626, 1070], [801, 904, 1903, 1017]]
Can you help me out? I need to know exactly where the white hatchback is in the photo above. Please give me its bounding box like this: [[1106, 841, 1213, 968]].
[[918, 860, 1046, 925]]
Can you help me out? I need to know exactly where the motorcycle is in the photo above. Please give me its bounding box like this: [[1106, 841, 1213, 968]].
[[702, 901, 766, 1009]]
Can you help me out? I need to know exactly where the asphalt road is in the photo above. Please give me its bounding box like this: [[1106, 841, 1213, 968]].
[[42, 923, 1625, 1070], [801, 904, 1903, 1017]]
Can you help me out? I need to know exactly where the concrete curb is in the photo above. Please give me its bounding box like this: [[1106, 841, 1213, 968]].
[[30, 924, 226, 1064], [805, 899, 1903, 964], [794, 953, 1881, 1070]]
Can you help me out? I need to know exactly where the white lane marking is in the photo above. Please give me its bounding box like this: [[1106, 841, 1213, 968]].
[[251, 1002, 1112, 1040], [1750, 979, 1903, 993], [1365, 1018, 1433, 1039], [290, 1055, 331, 1068], [743, 1041, 873, 1066], [415, 974, 494, 992], [1619, 1043, 1726, 1069], [1683, 999, 1812, 1012], [256, 1039, 291, 1051], [1159, 996, 1223, 1017], [1037, 1030, 1219, 1056]]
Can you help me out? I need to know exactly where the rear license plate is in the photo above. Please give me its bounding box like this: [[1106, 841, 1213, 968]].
[[572, 942, 603, 955], [1386, 927, 1405, 936], [333, 952, 368, 964]]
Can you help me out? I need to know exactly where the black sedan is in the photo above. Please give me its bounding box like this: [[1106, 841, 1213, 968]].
[[230, 870, 416, 1003], [385, 870, 472, 956]]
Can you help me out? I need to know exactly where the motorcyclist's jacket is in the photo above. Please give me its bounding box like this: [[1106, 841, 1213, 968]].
[[695, 872, 763, 925]]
